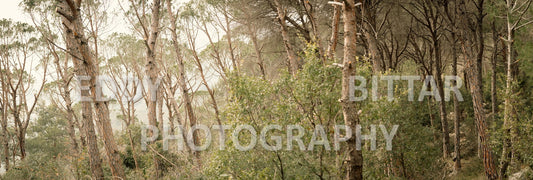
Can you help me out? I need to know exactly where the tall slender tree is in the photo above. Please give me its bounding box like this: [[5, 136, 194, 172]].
[[341, 0, 363, 179], [57, 0, 125, 179]]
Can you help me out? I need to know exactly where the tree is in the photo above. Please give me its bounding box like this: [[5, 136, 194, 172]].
[[166, 0, 200, 163], [500, 0, 533, 177], [270, 0, 300, 75], [403, 0, 451, 158], [327, 0, 342, 61], [341, 0, 363, 179], [442, 0, 463, 171], [0, 19, 47, 162], [457, 1, 498, 178], [56, 0, 125, 179], [126, 0, 164, 176], [105, 33, 145, 170]]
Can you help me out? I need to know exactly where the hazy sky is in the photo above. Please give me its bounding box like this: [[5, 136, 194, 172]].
[[0, 0, 32, 23]]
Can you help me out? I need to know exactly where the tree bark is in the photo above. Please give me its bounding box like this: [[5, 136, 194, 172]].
[[1, 94, 8, 171], [434, 38, 451, 159], [272, 0, 300, 75], [224, 9, 238, 72], [94, 101, 125, 179], [361, 0, 382, 72], [451, 31, 462, 171], [500, 7, 516, 178], [490, 22, 498, 116], [247, 25, 266, 79], [58, 0, 125, 179], [57, 1, 105, 178], [342, 0, 363, 179], [166, 0, 200, 163], [143, 0, 163, 176], [461, 37, 499, 180], [327, 0, 342, 61]]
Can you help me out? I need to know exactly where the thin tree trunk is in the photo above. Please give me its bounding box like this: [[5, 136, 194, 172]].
[[189, 35, 222, 151], [165, 87, 175, 134], [13, 107, 26, 159], [452, 31, 462, 171], [0, 61, 6, 172], [144, 0, 163, 176], [166, 0, 200, 163], [63, 88, 81, 178], [200, 22, 228, 81], [272, 0, 300, 75], [128, 128, 139, 170], [434, 39, 450, 159], [476, 0, 484, 94], [327, 0, 342, 61], [490, 22, 498, 116], [428, 96, 438, 142], [342, 1, 363, 179], [158, 88, 164, 133], [1, 104, 8, 171], [301, 0, 324, 59], [64, 94, 79, 154], [361, 0, 382, 72], [223, 7, 238, 72], [500, 10, 516, 178], [499, 0, 532, 176], [247, 25, 266, 79], [52, 51, 81, 176]]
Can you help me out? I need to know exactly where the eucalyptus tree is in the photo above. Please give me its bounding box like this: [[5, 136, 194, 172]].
[[104, 33, 147, 170], [125, 0, 164, 176], [0, 19, 48, 162], [56, 0, 125, 179]]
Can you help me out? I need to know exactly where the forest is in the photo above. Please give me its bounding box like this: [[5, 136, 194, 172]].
[[1, 0, 533, 179]]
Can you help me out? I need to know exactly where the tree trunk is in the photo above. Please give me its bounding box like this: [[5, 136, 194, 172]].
[[94, 101, 125, 179], [342, 0, 363, 179], [144, 0, 163, 176], [53, 54, 81, 176], [361, 0, 382, 72], [301, 0, 324, 60], [427, 1, 450, 158], [64, 91, 80, 154], [247, 25, 266, 79], [11, 104, 26, 160], [223, 7, 238, 72], [273, 0, 300, 75], [461, 40, 499, 180], [500, 11, 516, 178], [17, 130, 26, 160], [1, 104, 8, 171], [475, 0, 485, 94], [428, 97, 439, 142], [58, 0, 125, 178], [490, 22, 498, 116], [434, 39, 451, 159], [166, 0, 200, 163], [158, 88, 164, 133], [452, 32, 462, 171], [327, 0, 342, 61]]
